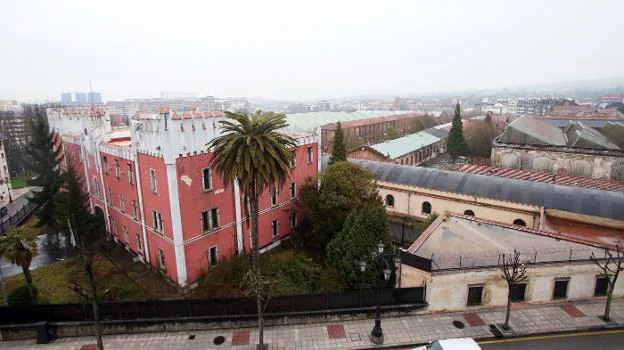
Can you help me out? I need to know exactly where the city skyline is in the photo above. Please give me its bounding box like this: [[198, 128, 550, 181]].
[[1, 0, 623, 102]]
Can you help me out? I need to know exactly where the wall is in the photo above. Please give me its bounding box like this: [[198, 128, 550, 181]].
[[492, 144, 624, 180], [378, 181, 539, 228], [347, 147, 393, 163], [400, 262, 624, 312]]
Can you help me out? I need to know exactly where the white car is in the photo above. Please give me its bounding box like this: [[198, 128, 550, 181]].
[[413, 338, 482, 350]]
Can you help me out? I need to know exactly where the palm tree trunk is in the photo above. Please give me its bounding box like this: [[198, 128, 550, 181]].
[[503, 291, 512, 330], [22, 264, 34, 298], [248, 183, 264, 349], [88, 269, 104, 350]]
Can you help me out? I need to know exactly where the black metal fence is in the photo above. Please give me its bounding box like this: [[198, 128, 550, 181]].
[[0, 288, 425, 325], [0, 197, 37, 234]]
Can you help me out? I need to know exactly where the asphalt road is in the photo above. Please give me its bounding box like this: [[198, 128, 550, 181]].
[[479, 330, 624, 349], [0, 188, 34, 220]]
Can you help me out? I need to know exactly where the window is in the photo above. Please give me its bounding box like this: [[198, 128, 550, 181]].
[[553, 279, 569, 300], [271, 219, 279, 238], [209, 246, 218, 267], [110, 216, 117, 235], [103, 156, 109, 175], [149, 169, 157, 193], [202, 168, 212, 191], [290, 182, 296, 199], [510, 283, 527, 302], [464, 210, 475, 217], [127, 163, 134, 185], [595, 276, 609, 296], [136, 234, 143, 253], [131, 200, 138, 219], [307, 146, 313, 163], [467, 285, 484, 306], [108, 188, 113, 206], [513, 219, 526, 227], [271, 187, 277, 206], [158, 249, 166, 269], [122, 225, 129, 242], [119, 194, 125, 212], [421, 201, 432, 215], [290, 212, 297, 228], [93, 178, 101, 199], [114, 159, 120, 178], [201, 208, 220, 232], [152, 210, 163, 233], [386, 194, 395, 207]]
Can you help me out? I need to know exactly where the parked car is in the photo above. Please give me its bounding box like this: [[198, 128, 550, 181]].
[[413, 338, 481, 350], [0, 206, 7, 217]]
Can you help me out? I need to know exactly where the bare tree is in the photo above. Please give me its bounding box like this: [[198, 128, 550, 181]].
[[498, 250, 527, 330], [590, 245, 624, 321]]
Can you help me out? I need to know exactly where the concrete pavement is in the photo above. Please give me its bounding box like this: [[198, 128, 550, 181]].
[[1, 298, 623, 349]]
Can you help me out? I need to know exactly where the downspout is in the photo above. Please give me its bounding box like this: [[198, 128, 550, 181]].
[[133, 150, 150, 263]]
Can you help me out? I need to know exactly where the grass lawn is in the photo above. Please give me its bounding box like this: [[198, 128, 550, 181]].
[[10, 173, 30, 189], [1, 254, 149, 304]]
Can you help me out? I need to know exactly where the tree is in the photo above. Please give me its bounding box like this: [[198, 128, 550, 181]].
[[498, 249, 527, 330], [413, 114, 439, 132], [465, 121, 496, 160], [590, 246, 624, 321], [294, 162, 383, 251], [207, 111, 296, 350], [0, 226, 38, 296], [385, 127, 400, 141], [447, 103, 469, 163], [326, 204, 395, 289], [25, 112, 62, 228], [330, 121, 347, 164]]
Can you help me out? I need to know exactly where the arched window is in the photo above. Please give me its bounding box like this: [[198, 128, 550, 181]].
[[464, 210, 475, 217], [385, 194, 395, 207], [513, 219, 526, 227], [422, 201, 432, 215]]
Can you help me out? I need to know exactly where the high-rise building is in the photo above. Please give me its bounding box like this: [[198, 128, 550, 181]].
[[74, 92, 87, 104], [87, 92, 103, 104], [61, 92, 73, 105], [318, 100, 331, 111]]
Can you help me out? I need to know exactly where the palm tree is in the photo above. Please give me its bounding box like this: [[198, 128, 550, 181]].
[[0, 226, 38, 295], [207, 110, 297, 349]]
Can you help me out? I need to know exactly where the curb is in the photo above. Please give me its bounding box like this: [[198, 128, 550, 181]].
[[350, 323, 624, 349]]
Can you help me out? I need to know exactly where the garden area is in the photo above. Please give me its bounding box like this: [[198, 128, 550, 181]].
[[10, 171, 32, 189]]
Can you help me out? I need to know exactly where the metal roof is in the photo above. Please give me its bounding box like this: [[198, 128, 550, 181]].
[[285, 111, 406, 132], [349, 158, 624, 221], [565, 122, 620, 150], [504, 115, 567, 146], [423, 127, 449, 139], [370, 132, 441, 159]]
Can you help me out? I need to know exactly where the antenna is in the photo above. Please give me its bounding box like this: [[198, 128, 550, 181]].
[[89, 80, 94, 107]]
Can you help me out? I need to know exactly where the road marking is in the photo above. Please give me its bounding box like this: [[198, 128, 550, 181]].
[[479, 329, 624, 344]]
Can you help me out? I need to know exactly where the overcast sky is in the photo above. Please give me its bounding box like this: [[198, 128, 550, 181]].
[[1, 0, 622, 102]]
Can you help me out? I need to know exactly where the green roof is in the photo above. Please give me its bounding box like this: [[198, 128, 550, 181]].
[[371, 132, 441, 159], [285, 111, 402, 132]]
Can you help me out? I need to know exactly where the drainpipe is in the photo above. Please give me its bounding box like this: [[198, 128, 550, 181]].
[[133, 150, 150, 263]]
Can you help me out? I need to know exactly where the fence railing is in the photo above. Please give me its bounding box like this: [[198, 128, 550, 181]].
[[0, 196, 38, 234], [0, 287, 426, 325]]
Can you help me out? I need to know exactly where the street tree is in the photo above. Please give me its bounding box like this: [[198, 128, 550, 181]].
[[329, 122, 347, 164], [207, 111, 296, 350], [326, 204, 395, 289], [498, 249, 528, 330], [25, 112, 62, 228], [294, 162, 383, 251], [465, 121, 496, 160], [385, 127, 400, 141], [447, 103, 469, 163], [590, 245, 624, 321], [0, 226, 38, 296]]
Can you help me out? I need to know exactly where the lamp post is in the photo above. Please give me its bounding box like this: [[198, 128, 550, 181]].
[[5, 177, 12, 203], [360, 241, 392, 345]]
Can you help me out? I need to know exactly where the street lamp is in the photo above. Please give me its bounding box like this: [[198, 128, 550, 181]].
[[360, 241, 392, 345], [5, 177, 12, 203]]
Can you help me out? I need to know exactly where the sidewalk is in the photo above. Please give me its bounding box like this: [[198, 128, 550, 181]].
[[1, 299, 623, 349]]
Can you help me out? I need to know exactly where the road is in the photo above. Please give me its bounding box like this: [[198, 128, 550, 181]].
[[479, 329, 624, 349], [0, 187, 35, 220]]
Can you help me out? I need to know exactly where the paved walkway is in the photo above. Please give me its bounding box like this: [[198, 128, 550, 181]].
[[2, 299, 623, 349]]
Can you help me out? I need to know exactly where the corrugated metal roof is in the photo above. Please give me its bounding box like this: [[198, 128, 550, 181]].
[[454, 164, 624, 192], [349, 158, 624, 221], [423, 127, 449, 139], [285, 111, 407, 132], [505, 115, 567, 145], [565, 122, 620, 150], [370, 132, 441, 159]]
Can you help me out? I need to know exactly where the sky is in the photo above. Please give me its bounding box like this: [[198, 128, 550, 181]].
[[1, 0, 623, 102]]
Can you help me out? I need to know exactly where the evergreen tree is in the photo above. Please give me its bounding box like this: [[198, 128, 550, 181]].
[[326, 204, 395, 289], [447, 103, 469, 163], [25, 112, 62, 228], [329, 122, 347, 164], [385, 127, 400, 141]]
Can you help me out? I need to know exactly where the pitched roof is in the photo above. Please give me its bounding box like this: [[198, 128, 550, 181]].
[[502, 115, 567, 146], [423, 127, 449, 139], [452, 164, 624, 192], [349, 158, 624, 221], [565, 121, 620, 150], [407, 214, 606, 270], [370, 132, 441, 159]]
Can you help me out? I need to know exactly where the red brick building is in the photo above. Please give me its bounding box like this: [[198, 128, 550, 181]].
[[50, 107, 318, 287]]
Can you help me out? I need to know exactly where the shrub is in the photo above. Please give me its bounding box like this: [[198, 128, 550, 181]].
[[8, 285, 38, 305]]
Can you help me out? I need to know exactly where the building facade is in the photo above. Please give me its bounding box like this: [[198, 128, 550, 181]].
[[0, 132, 11, 201], [50, 107, 318, 288], [347, 130, 446, 166]]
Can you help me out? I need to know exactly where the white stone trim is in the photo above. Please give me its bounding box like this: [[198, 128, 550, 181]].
[[233, 179, 244, 254], [165, 163, 187, 286], [132, 151, 151, 263]]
